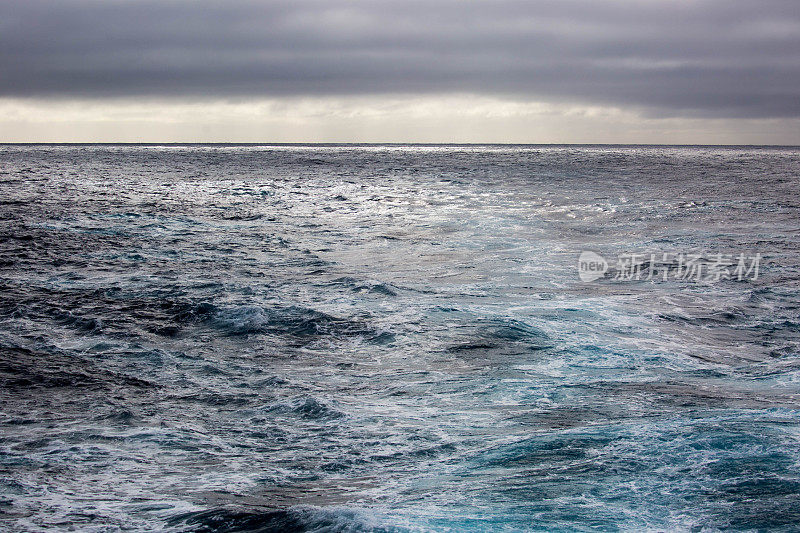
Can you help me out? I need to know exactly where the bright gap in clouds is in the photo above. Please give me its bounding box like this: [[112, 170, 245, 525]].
[[1, 96, 798, 144]]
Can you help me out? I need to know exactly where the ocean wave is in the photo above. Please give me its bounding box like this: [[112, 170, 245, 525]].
[[209, 304, 390, 342], [446, 318, 551, 353], [167, 506, 399, 533], [0, 345, 154, 391], [265, 397, 345, 420]]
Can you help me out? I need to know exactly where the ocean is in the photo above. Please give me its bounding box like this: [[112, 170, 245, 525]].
[[1, 144, 799, 531]]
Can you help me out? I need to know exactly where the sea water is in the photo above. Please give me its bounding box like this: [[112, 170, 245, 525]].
[[1, 144, 799, 531]]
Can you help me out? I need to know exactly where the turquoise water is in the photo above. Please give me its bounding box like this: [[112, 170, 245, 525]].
[[1, 145, 799, 531]]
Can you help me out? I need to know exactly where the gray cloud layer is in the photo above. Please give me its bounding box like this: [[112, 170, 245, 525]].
[[2, 0, 799, 118]]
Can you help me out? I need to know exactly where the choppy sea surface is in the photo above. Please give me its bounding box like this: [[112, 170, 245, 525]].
[[1, 144, 800, 532]]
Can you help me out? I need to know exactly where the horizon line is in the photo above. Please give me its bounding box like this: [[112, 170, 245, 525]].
[[2, 142, 799, 148]]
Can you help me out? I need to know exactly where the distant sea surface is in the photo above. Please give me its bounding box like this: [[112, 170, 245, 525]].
[[2, 144, 800, 532]]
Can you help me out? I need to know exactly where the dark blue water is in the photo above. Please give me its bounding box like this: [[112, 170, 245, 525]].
[[1, 145, 800, 532]]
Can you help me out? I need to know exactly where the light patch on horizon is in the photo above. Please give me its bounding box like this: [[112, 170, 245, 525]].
[[0, 96, 798, 145]]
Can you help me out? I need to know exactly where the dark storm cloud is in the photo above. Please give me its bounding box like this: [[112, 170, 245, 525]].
[[2, 0, 799, 118]]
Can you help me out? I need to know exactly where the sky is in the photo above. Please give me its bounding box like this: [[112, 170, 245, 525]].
[[1, 0, 799, 143]]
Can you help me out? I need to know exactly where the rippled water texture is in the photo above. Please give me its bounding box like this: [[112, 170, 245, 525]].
[[1, 145, 800, 531]]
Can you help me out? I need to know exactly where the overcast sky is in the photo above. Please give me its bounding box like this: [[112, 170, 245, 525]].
[[1, 0, 799, 143]]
